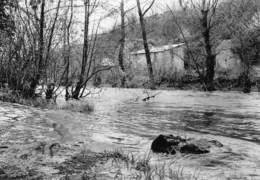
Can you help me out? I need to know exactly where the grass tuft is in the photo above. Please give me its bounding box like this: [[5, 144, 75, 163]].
[[56, 100, 94, 113]]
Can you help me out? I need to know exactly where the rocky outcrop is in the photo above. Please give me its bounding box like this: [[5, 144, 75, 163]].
[[151, 134, 223, 155]]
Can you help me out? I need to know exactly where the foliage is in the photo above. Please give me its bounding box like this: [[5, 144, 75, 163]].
[[232, 29, 260, 66], [217, 0, 260, 65], [0, 91, 50, 108], [217, 0, 260, 92], [0, 0, 14, 36]]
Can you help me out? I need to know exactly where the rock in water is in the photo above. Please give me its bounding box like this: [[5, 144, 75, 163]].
[[151, 134, 186, 154], [151, 134, 223, 155], [151, 135, 175, 154], [180, 144, 209, 154]]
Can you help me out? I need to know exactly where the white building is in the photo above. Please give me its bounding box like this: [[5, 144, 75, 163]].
[[130, 43, 185, 81]]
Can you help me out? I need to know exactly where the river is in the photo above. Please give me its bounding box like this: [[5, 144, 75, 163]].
[[1, 88, 260, 179]]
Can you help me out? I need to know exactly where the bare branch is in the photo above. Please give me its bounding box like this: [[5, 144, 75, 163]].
[[167, 5, 207, 89], [142, 0, 156, 16], [45, 0, 62, 65]]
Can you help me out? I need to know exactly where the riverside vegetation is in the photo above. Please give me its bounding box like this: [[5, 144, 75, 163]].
[[1, 0, 260, 100]]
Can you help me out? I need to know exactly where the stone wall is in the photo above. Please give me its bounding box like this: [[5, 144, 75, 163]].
[[130, 46, 185, 81]]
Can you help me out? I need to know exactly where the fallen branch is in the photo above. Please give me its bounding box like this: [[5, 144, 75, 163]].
[[142, 90, 161, 102]]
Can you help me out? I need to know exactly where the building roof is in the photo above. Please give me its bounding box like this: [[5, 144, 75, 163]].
[[131, 43, 185, 55]]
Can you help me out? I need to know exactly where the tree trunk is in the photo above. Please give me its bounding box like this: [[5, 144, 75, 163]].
[[29, 0, 45, 97], [63, 0, 73, 101], [38, 0, 45, 82], [136, 0, 155, 89], [65, 44, 70, 100], [118, 0, 126, 87], [72, 0, 90, 99], [72, 84, 81, 99], [243, 63, 251, 93], [201, 9, 215, 91]]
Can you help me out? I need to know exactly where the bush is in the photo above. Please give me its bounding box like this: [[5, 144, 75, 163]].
[[0, 91, 50, 108], [58, 100, 94, 113], [126, 75, 149, 88]]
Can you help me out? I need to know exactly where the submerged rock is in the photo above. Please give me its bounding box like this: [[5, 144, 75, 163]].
[[180, 144, 209, 154], [151, 134, 223, 155]]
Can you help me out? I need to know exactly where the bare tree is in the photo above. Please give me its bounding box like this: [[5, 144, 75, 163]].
[[118, 0, 126, 87], [71, 0, 114, 99], [71, 0, 92, 99], [178, 0, 219, 91], [200, 0, 219, 91], [167, 6, 207, 89], [136, 0, 156, 89], [45, 0, 62, 79], [64, 0, 74, 100], [29, 0, 46, 97]]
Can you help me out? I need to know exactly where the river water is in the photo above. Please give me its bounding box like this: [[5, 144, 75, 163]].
[[1, 88, 260, 179]]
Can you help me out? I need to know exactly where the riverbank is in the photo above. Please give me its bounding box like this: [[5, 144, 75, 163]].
[[99, 76, 260, 93], [0, 90, 94, 114]]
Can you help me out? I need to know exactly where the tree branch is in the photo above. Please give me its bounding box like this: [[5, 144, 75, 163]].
[[142, 0, 156, 16]]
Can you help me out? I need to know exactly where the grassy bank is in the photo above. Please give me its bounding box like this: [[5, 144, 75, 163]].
[[0, 142, 198, 180], [56, 149, 199, 180], [1, 149, 196, 180], [0, 90, 94, 114]]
